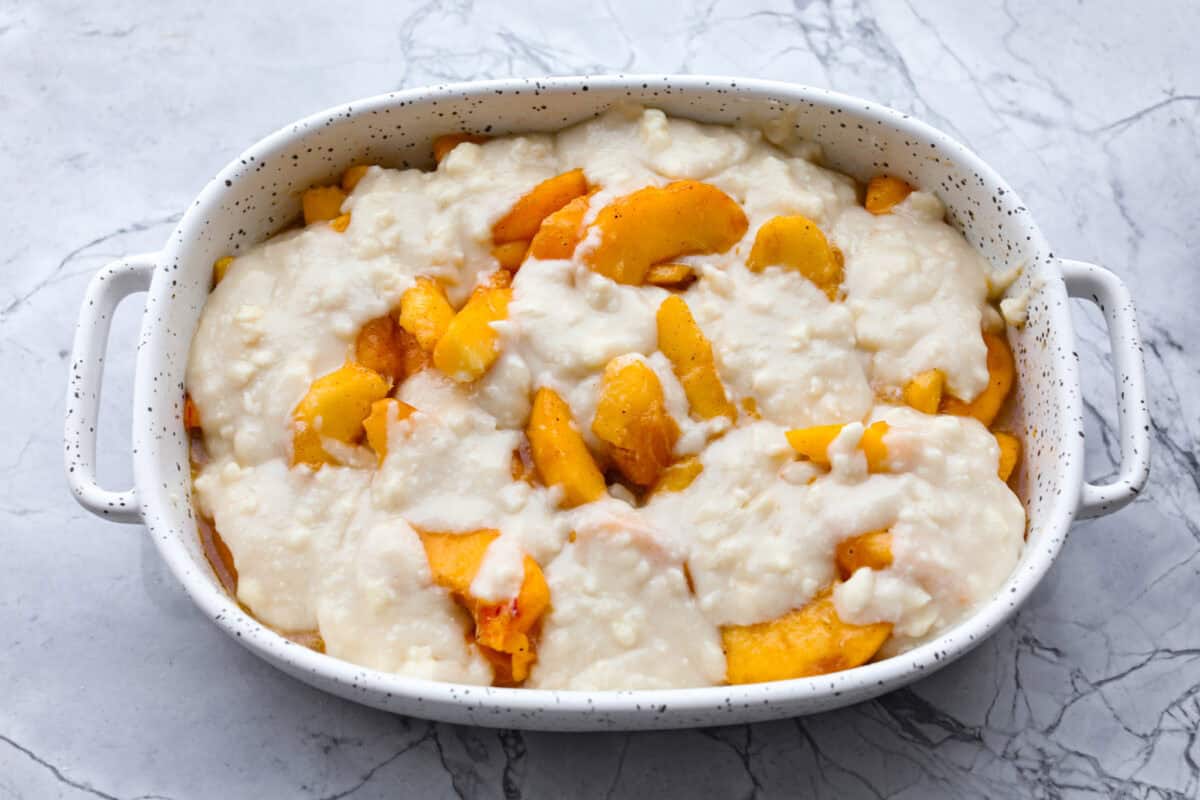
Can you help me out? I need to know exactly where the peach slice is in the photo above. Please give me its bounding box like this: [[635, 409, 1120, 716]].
[[340, 164, 371, 193], [301, 186, 346, 225], [432, 286, 511, 382], [941, 332, 1015, 427], [398, 277, 456, 354], [291, 362, 391, 468], [835, 530, 894, 580], [432, 133, 489, 163], [527, 387, 606, 508], [649, 455, 703, 495], [354, 315, 406, 383], [656, 295, 737, 421], [584, 181, 748, 285], [183, 394, 201, 431], [491, 240, 530, 271], [903, 369, 945, 415], [865, 175, 913, 214], [492, 169, 589, 245], [212, 255, 234, 285], [527, 194, 590, 261], [746, 215, 842, 300], [723, 589, 892, 683], [786, 421, 890, 472], [362, 398, 417, 463], [995, 431, 1021, 483], [644, 263, 697, 290], [591, 358, 681, 488], [418, 529, 550, 684]]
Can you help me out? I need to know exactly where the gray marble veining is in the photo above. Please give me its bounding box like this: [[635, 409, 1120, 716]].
[[2, 0, 1198, 797]]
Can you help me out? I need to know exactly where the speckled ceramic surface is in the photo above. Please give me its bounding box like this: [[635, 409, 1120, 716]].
[[64, 76, 1148, 731]]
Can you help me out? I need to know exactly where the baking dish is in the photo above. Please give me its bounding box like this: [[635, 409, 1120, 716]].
[[64, 76, 1150, 731]]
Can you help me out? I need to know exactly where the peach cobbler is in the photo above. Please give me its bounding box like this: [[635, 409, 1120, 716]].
[[185, 107, 1024, 690]]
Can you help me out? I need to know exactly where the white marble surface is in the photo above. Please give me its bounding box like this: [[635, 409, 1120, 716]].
[[2, 0, 1198, 796]]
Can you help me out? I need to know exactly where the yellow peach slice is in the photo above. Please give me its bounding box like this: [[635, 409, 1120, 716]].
[[301, 185, 346, 225], [941, 332, 1015, 427], [903, 369, 945, 415], [723, 589, 892, 683], [398, 277, 456, 353], [584, 181, 748, 285], [354, 315, 406, 383], [835, 530, 894, 580], [474, 555, 550, 682], [746, 215, 842, 300], [432, 286, 511, 382], [212, 255, 234, 285], [591, 358, 681, 488], [527, 194, 590, 261], [995, 431, 1021, 482], [340, 164, 370, 193], [865, 175, 913, 214], [492, 169, 589, 244], [644, 263, 697, 289], [650, 455, 703, 495], [290, 362, 391, 468], [491, 240, 530, 271], [527, 387, 606, 508], [432, 133, 489, 163], [362, 398, 416, 463], [656, 295, 737, 421], [786, 421, 889, 472], [417, 529, 550, 684]]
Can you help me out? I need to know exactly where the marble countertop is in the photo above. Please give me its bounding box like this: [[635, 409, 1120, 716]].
[[3, 0, 1198, 797]]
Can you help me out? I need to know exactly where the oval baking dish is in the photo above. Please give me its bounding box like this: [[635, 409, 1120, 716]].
[[64, 76, 1150, 731]]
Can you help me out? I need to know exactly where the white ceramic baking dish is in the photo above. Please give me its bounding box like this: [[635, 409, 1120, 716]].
[[64, 76, 1150, 731]]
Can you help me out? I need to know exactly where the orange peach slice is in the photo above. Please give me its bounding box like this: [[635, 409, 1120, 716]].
[[656, 295, 737, 421], [398, 277, 456, 353], [746, 215, 842, 300], [723, 589, 892, 683], [301, 185, 346, 225], [584, 181, 748, 285], [527, 387, 606, 508], [649, 455, 703, 495], [995, 431, 1021, 483], [865, 175, 914, 214], [941, 332, 1015, 427], [491, 240, 530, 271], [418, 529, 550, 684], [432, 285, 511, 382], [786, 421, 890, 472], [903, 369, 945, 415], [592, 358, 681, 488], [362, 398, 416, 463], [183, 394, 201, 430], [212, 255, 234, 285], [527, 194, 590, 261], [432, 133, 489, 163], [644, 263, 697, 290], [835, 530, 894, 580], [354, 315, 406, 383], [340, 164, 371, 193], [290, 362, 391, 468], [492, 169, 589, 245]]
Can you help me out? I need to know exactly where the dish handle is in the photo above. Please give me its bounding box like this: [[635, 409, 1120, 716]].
[[1061, 259, 1151, 519], [64, 252, 158, 523]]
